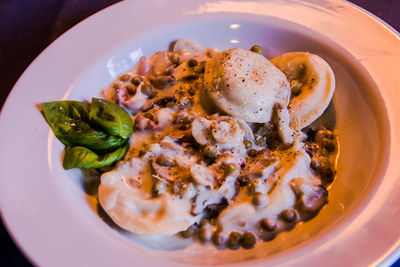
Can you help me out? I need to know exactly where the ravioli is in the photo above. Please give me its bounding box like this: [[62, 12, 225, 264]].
[[98, 39, 338, 249]]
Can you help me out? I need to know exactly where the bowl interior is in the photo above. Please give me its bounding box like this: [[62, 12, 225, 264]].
[[50, 15, 389, 265]]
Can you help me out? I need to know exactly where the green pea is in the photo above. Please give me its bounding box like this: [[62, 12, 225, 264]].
[[203, 145, 218, 159], [169, 54, 180, 65], [259, 218, 277, 232], [149, 90, 159, 99], [141, 83, 153, 96], [131, 76, 142, 86], [250, 45, 263, 55], [112, 83, 120, 90], [188, 59, 198, 68], [211, 231, 225, 246], [243, 140, 253, 149], [226, 232, 241, 250], [179, 225, 196, 238], [239, 232, 256, 249], [224, 163, 238, 176], [119, 74, 130, 81], [126, 85, 137, 95], [280, 209, 298, 223], [156, 156, 173, 167], [290, 80, 302, 97], [247, 149, 258, 157]]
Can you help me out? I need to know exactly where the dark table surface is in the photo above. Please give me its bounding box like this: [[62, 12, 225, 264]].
[[1, 1, 400, 266]]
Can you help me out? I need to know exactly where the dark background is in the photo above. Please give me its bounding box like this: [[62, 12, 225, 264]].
[[1, 0, 399, 266]]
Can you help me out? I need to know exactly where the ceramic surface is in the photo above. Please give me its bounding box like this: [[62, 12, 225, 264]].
[[0, 1, 399, 266]]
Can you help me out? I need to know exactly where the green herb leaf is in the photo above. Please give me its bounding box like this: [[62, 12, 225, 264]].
[[41, 101, 125, 151], [41, 101, 90, 136], [62, 143, 129, 170], [61, 133, 126, 151], [90, 98, 133, 138]]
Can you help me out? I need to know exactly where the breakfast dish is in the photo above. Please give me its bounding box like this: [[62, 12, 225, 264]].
[[42, 39, 338, 249]]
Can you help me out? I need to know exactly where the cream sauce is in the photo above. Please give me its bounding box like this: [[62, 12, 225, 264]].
[[98, 39, 338, 249]]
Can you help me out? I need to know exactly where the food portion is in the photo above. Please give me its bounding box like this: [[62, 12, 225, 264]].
[[204, 48, 291, 123], [41, 98, 133, 169], [271, 52, 335, 129], [41, 39, 338, 250]]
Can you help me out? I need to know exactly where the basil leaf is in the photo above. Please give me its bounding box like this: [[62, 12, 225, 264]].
[[62, 143, 129, 170], [41, 101, 90, 139], [41, 100, 91, 121], [90, 98, 133, 139], [61, 134, 126, 151], [41, 101, 125, 150]]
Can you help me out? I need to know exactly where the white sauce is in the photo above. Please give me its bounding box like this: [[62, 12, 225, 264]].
[[98, 39, 337, 249]]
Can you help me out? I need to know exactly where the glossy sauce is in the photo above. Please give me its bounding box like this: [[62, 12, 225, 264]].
[[97, 39, 338, 249]]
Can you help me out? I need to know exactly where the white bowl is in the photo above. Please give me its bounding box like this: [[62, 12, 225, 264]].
[[1, 1, 399, 266]]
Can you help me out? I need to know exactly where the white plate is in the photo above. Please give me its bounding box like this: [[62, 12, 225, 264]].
[[1, 0, 400, 266]]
